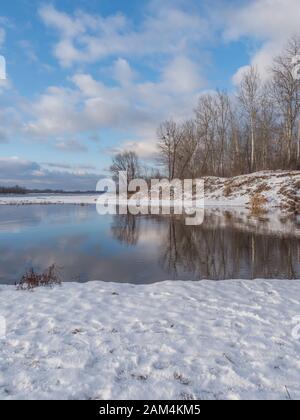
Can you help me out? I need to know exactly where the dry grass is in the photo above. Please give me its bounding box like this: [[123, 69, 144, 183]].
[[223, 185, 233, 197], [255, 183, 272, 194], [278, 180, 299, 213], [16, 264, 62, 290], [250, 193, 268, 215], [294, 180, 300, 190]]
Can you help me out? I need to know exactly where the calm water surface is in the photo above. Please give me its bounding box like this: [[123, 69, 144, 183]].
[[0, 205, 299, 284]]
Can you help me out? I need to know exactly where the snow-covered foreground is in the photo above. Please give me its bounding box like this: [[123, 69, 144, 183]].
[[0, 280, 300, 400]]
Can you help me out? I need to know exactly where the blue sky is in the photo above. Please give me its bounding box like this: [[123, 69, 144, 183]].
[[0, 0, 300, 189]]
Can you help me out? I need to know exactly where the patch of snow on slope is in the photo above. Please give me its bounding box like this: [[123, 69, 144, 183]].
[[204, 170, 300, 211]]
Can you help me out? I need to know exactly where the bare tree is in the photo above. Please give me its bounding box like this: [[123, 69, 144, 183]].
[[270, 36, 300, 166], [257, 87, 277, 169], [110, 151, 140, 184], [194, 92, 235, 177], [195, 94, 218, 175], [175, 120, 198, 179], [157, 121, 184, 180], [215, 91, 232, 176], [238, 66, 262, 172], [228, 102, 243, 176]]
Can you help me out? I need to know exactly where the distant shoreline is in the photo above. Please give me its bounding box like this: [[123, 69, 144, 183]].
[[0, 189, 103, 196]]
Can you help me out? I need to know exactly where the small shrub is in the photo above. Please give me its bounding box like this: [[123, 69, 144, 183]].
[[17, 264, 62, 290], [224, 185, 233, 197], [250, 193, 268, 215]]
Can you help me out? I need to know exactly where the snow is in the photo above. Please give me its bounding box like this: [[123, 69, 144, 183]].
[[1, 280, 300, 400], [0, 194, 100, 206], [0, 170, 298, 211], [203, 170, 300, 210], [0, 170, 299, 400]]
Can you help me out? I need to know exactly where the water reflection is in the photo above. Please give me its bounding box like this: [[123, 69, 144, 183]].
[[158, 212, 300, 280], [0, 205, 299, 284], [111, 214, 141, 246], [110, 209, 300, 280]]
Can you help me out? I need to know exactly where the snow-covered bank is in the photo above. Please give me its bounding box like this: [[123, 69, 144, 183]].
[[0, 171, 299, 212], [0, 194, 100, 206], [0, 280, 300, 400], [204, 170, 300, 211]]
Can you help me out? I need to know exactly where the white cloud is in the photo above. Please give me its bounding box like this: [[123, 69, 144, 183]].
[[55, 139, 88, 153], [0, 56, 6, 81], [122, 139, 157, 159], [162, 55, 203, 93], [24, 54, 204, 144], [44, 162, 96, 171], [12, 2, 207, 159], [0, 25, 6, 81], [0, 99, 21, 140], [223, 0, 300, 43], [110, 126, 159, 159], [223, 0, 300, 80], [39, 5, 87, 39], [39, 4, 208, 67], [0, 157, 39, 177], [113, 58, 135, 86], [0, 157, 102, 190], [231, 65, 251, 86], [25, 86, 82, 137]]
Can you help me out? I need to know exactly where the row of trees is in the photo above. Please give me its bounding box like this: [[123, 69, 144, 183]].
[[0, 185, 27, 194], [158, 36, 300, 179], [110, 37, 300, 182]]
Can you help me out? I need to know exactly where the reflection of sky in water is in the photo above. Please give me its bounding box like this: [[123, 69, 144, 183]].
[[0, 205, 299, 284], [0, 206, 164, 284]]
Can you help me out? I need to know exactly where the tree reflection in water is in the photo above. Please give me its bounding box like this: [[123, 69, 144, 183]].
[[111, 210, 300, 280], [111, 214, 141, 246]]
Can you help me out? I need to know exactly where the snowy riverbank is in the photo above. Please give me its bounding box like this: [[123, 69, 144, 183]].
[[0, 171, 299, 212], [0, 280, 300, 400], [0, 194, 100, 206]]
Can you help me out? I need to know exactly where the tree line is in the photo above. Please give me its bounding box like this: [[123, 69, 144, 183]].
[[111, 36, 300, 182], [158, 36, 300, 179], [0, 185, 27, 194]]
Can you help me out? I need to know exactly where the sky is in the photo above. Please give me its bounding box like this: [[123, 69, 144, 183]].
[[0, 0, 300, 190]]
